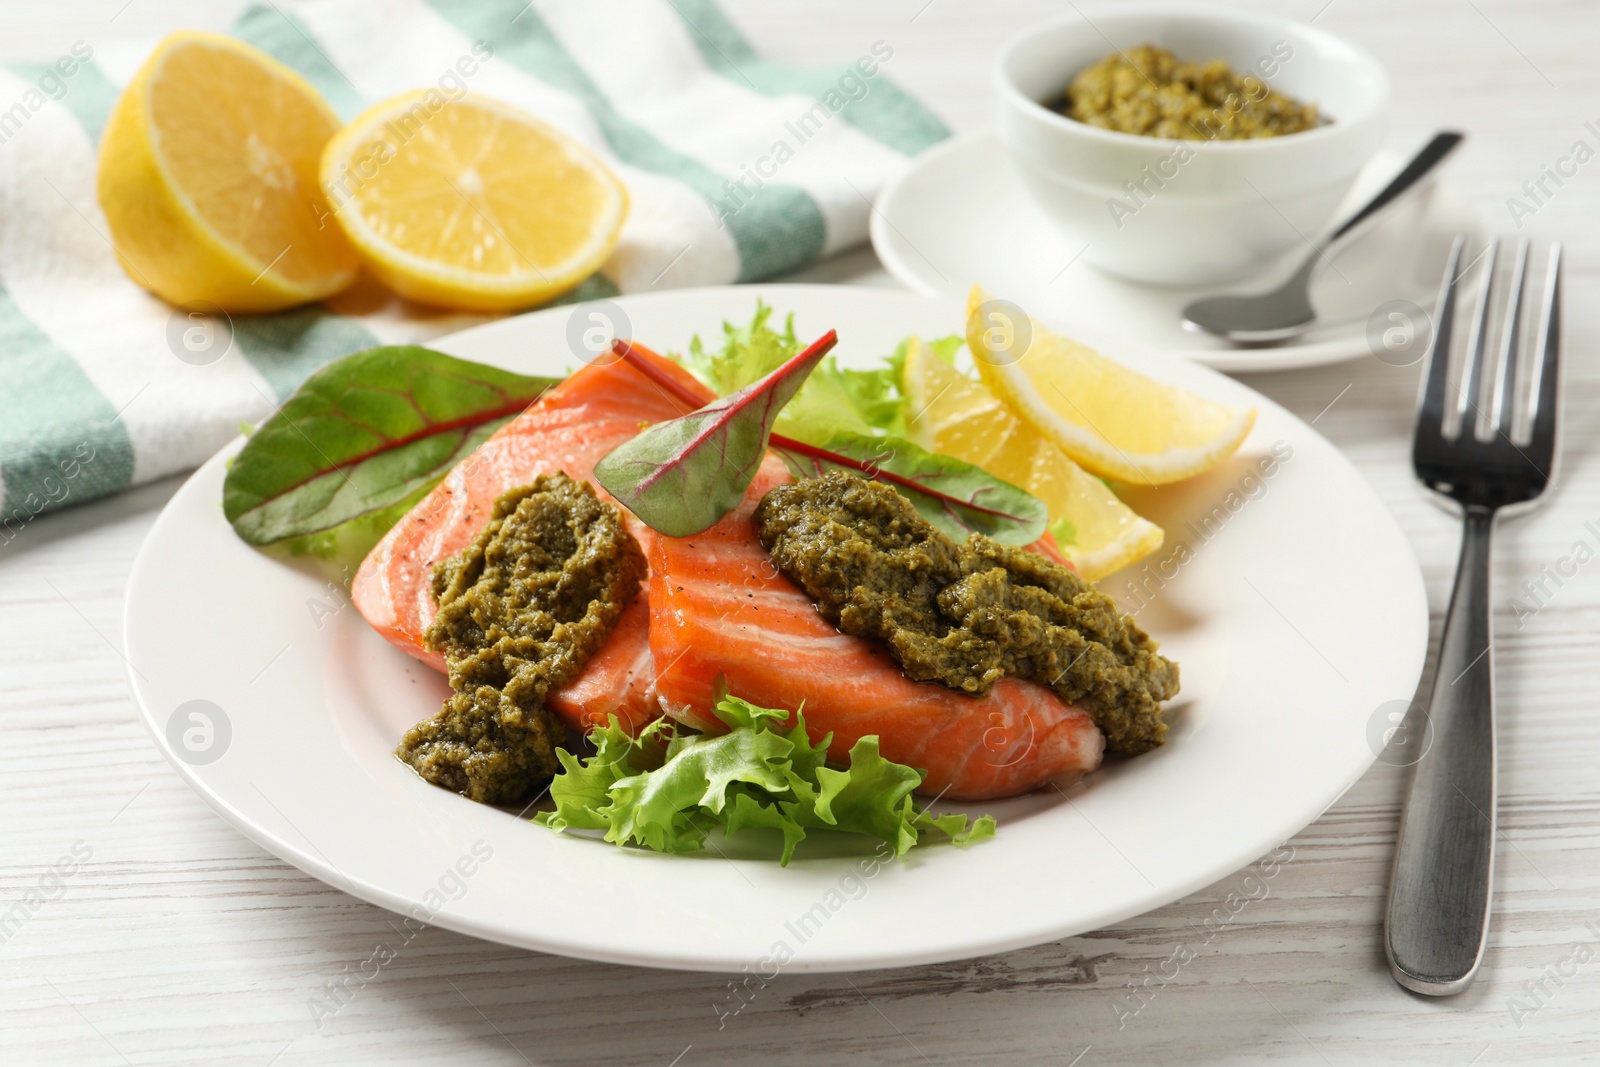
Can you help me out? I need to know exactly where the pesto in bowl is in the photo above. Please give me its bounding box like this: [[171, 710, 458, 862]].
[[1055, 44, 1320, 141]]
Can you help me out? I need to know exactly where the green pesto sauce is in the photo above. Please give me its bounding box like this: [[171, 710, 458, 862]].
[[397, 473, 645, 804], [1058, 44, 1320, 141], [755, 472, 1180, 754]]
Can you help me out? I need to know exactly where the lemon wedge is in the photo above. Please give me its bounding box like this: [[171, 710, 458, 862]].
[[97, 31, 358, 312], [321, 91, 627, 311], [903, 336, 1164, 581], [966, 288, 1255, 486]]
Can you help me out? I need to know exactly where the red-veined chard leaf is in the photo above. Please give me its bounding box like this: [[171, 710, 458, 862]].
[[769, 433, 1047, 544], [609, 340, 1047, 544], [593, 331, 838, 537], [223, 346, 559, 560]]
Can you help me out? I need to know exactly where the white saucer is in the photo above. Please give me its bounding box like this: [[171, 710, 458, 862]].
[[871, 132, 1486, 373]]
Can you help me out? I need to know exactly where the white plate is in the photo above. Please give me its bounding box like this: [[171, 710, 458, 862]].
[[124, 284, 1427, 973], [872, 132, 1486, 373]]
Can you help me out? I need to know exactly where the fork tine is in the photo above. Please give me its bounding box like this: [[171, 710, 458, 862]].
[[1526, 243, 1563, 459], [1456, 237, 1499, 438], [1489, 238, 1531, 440], [1415, 234, 1466, 441]]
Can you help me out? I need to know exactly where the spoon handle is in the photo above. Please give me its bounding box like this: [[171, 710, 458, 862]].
[[1327, 131, 1465, 249]]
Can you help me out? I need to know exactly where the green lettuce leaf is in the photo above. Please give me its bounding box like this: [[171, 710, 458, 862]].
[[817, 333, 961, 440], [535, 695, 995, 865], [780, 357, 877, 440], [679, 302, 800, 394], [671, 302, 961, 444]]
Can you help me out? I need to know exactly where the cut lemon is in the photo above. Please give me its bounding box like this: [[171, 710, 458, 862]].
[[97, 31, 358, 312], [903, 336, 1164, 581], [321, 91, 627, 311], [966, 288, 1255, 486]]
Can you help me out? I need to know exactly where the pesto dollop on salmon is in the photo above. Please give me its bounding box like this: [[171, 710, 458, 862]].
[[397, 473, 646, 804], [754, 471, 1179, 754]]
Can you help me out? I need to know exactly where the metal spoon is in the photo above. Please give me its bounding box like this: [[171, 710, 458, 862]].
[[1181, 131, 1465, 344]]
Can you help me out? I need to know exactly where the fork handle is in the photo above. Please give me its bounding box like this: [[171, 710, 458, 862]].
[[1385, 504, 1497, 995]]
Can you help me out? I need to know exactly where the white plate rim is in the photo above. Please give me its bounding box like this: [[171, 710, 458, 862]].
[[122, 283, 1430, 973]]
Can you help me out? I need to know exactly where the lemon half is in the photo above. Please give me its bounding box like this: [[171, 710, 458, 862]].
[[321, 91, 627, 311], [97, 31, 358, 312]]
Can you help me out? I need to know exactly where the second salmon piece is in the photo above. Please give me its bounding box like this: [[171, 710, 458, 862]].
[[648, 456, 1106, 801]]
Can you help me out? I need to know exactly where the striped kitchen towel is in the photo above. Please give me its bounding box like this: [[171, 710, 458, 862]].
[[0, 0, 946, 533]]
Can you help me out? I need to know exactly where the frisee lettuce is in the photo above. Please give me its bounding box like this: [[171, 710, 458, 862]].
[[674, 302, 962, 446], [1050, 517, 1078, 547], [536, 695, 996, 865], [679, 302, 799, 394]]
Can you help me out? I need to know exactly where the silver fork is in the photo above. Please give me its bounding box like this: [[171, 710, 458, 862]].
[[1385, 234, 1563, 995]]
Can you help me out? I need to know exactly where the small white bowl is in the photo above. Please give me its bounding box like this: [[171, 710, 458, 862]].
[[995, 6, 1390, 286]]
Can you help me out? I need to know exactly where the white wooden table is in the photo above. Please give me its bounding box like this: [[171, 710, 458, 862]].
[[4, 1, 1598, 1063]]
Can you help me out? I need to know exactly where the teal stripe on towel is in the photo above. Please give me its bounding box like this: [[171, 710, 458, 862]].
[[231, 272, 616, 403], [0, 285, 135, 526], [546, 272, 621, 304], [231, 311, 382, 402], [231, 2, 369, 120], [7, 57, 121, 143], [667, 0, 949, 157], [427, 0, 826, 282]]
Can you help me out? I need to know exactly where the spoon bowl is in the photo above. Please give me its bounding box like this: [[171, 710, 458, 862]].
[[1181, 261, 1319, 343]]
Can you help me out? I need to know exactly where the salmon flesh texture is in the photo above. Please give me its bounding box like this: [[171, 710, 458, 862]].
[[351, 348, 705, 735], [648, 456, 1106, 800]]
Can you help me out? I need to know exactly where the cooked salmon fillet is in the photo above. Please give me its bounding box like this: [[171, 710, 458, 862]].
[[648, 456, 1106, 800], [546, 595, 657, 734], [351, 347, 704, 735]]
